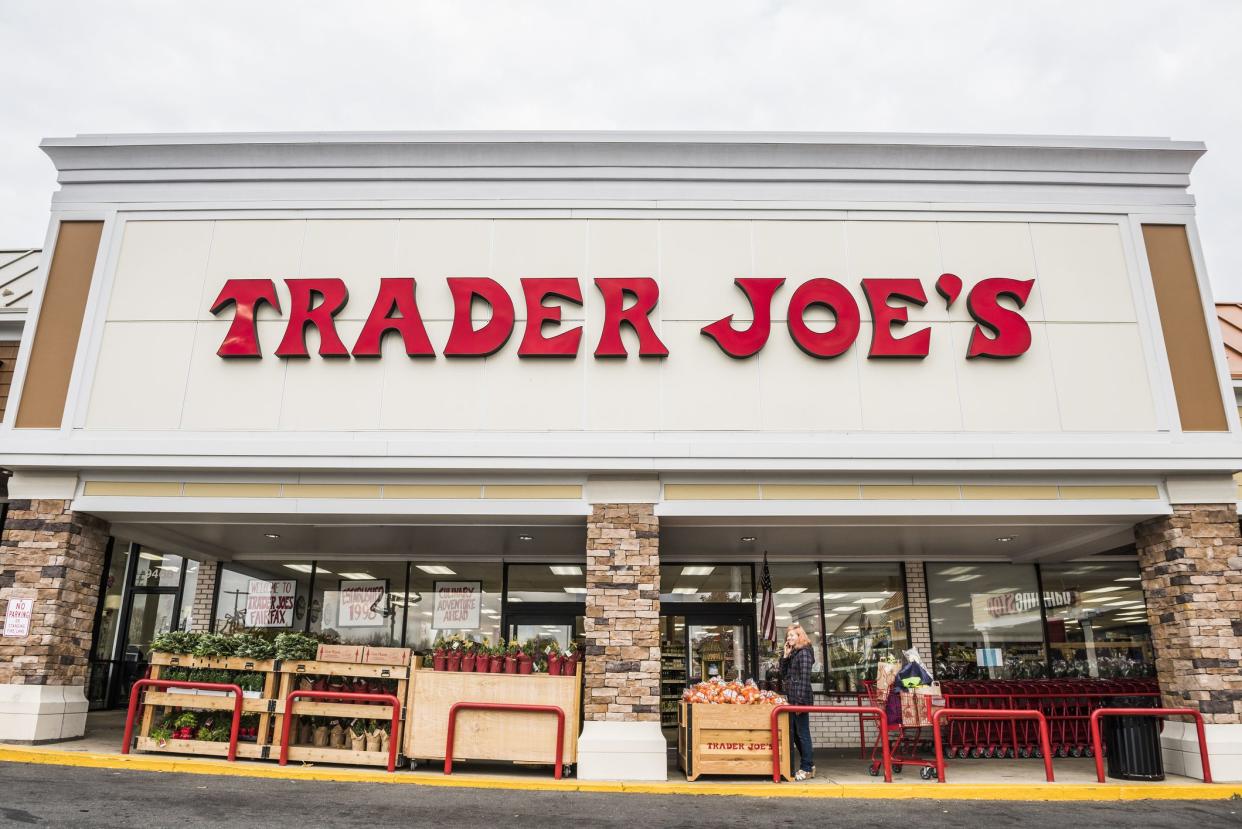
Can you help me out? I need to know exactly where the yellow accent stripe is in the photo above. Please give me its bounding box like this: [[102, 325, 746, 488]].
[[182, 483, 283, 498], [384, 485, 483, 499], [862, 485, 962, 500], [482, 485, 583, 500], [283, 484, 382, 499], [0, 746, 1234, 800], [761, 484, 861, 500], [961, 485, 1059, 500], [1058, 485, 1161, 500], [82, 481, 183, 497]]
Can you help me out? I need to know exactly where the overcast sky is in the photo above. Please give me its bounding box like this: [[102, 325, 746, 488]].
[[3, 1, 1241, 296]]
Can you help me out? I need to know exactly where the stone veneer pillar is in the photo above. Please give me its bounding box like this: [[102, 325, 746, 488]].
[[576, 502, 666, 780], [903, 561, 932, 660], [187, 560, 219, 632], [1136, 503, 1242, 780], [0, 499, 110, 742]]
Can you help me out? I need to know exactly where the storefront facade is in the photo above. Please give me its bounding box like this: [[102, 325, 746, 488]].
[[1, 132, 1240, 780]]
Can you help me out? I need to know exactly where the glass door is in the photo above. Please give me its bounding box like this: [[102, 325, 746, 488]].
[[687, 623, 748, 683], [659, 610, 757, 737]]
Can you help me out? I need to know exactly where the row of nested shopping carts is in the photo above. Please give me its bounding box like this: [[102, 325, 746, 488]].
[[934, 678, 1160, 759]]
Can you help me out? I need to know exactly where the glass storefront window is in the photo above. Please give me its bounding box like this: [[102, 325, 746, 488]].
[[1039, 561, 1154, 678], [311, 560, 409, 648], [821, 563, 908, 693], [93, 540, 131, 660], [505, 563, 586, 603], [758, 563, 823, 686], [405, 562, 502, 652], [660, 564, 753, 603], [215, 561, 315, 633], [177, 559, 199, 631], [133, 547, 183, 588], [928, 563, 1046, 680]]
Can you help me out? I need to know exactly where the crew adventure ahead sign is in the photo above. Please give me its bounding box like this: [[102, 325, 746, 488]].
[[209, 274, 1035, 361]]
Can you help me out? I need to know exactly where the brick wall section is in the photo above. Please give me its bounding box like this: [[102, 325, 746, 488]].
[[584, 503, 661, 722], [187, 560, 218, 632], [904, 560, 932, 659], [1136, 503, 1242, 722], [0, 499, 109, 686]]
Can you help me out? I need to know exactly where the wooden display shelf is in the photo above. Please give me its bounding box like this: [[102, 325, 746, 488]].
[[135, 737, 270, 759], [678, 703, 792, 782], [279, 660, 409, 680], [404, 663, 581, 767], [143, 692, 274, 714], [282, 746, 393, 766], [150, 652, 276, 673]]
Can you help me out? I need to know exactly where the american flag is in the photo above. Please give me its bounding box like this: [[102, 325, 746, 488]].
[[759, 552, 776, 644]]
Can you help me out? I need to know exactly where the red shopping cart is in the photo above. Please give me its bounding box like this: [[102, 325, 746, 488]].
[[864, 680, 940, 780]]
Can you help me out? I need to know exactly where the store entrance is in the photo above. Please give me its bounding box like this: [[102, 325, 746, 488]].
[[659, 608, 757, 734]]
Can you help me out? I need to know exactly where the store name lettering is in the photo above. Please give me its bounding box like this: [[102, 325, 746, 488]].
[[986, 590, 1077, 617], [209, 275, 1035, 361]]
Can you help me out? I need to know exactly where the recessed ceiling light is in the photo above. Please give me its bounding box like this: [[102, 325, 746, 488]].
[[821, 566, 844, 574], [1115, 577, 1141, 583], [947, 574, 981, 582], [508, 597, 523, 603], [563, 587, 587, 594], [421, 611, 432, 616], [681, 566, 715, 576], [518, 534, 534, 542], [777, 602, 800, 608], [939, 566, 976, 576], [1083, 586, 1125, 594], [864, 609, 887, 616], [776, 587, 807, 595], [831, 606, 857, 612], [954, 602, 970, 608], [338, 572, 375, 581], [996, 536, 1015, 543], [929, 598, 952, 604], [138, 552, 163, 561], [157, 565, 179, 572], [823, 613, 838, 618], [417, 565, 456, 575], [284, 564, 316, 574], [549, 565, 582, 576], [672, 587, 699, 594], [740, 536, 757, 543], [264, 533, 280, 540], [823, 593, 847, 600], [854, 597, 885, 604], [931, 618, 945, 623]]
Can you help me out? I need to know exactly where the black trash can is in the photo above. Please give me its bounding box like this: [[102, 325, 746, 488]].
[[1103, 696, 1164, 781]]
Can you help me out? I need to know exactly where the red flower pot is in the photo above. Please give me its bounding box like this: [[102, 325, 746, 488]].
[[462, 653, 477, 673], [563, 655, 579, 677], [312, 677, 328, 692], [446, 652, 462, 672], [518, 654, 533, 675], [547, 654, 562, 676], [504, 655, 518, 674], [489, 655, 503, 673], [433, 654, 447, 671]]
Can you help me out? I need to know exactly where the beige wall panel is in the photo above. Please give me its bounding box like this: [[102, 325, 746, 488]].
[[862, 484, 961, 499], [659, 220, 753, 322], [951, 321, 1062, 431], [181, 320, 286, 430], [298, 220, 399, 322], [587, 219, 660, 277], [1058, 484, 1160, 500], [935, 222, 1044, 322], [109, 221, 214, 322], [846, 221, 942, 317], [395, 219, 492, 323], [492, 220, 588, 322], [756, 331, 863, 430], [383, 484, 482, 499], [197, 219, 306, 322], [82, 481, 182, 496], [85, 321, 196, 429], [283, 483, 381, 498], [279, 320, 383, 430], [379, 321, 486, 430], [483, 484, 582, 499], [584, 353, 661, 431], [857, 322, 963, 431], [1030, 223, 1136, 322], [182, 483, 282, 497], [1046, 323, 1157, 431], [961, 485, 1058, 500], [660, 320, 761, 430], [761, 484, 860, 499], [482, 345, 586, 431]]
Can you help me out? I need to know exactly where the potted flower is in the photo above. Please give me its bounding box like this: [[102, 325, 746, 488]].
[[445, 636, 462, 672], [172, 711, 198, 741], [544, 641, 562, 676], [503, 640, 519, 674], [518, 640, 536, 675], [562, 640, 580, 677], [487, 640, 503, 673], [432, 635, 448, 672], [350, 719, 367, 751], [461, 638, 477, 673]]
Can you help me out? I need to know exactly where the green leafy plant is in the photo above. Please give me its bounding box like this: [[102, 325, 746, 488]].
[[172, 711, 199, 730], [191, 633, 234, 658], [150, 724, 173, 743], [150, 630, 202, 655], [231, 633, 277, 660], [274, 632, 320, 661], [236, 672, 265, 692]]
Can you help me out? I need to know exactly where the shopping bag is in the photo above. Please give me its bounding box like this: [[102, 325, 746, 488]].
[[900, 691, 931, 728], [914, 682, 945, 711], [875, 661, 900, 702]]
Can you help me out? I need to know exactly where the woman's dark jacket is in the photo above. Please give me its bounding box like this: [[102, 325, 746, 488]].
[[779, 644, 815, 706]]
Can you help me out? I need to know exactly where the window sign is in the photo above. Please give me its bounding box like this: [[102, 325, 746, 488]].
[[245, 579, 296, 628], [3, 598, 33, 637], [433, 581, 481, 630], [337, 579, 388, 628]]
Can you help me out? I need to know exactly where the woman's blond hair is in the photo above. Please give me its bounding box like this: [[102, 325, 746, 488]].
[[786, 623, 812, 650]]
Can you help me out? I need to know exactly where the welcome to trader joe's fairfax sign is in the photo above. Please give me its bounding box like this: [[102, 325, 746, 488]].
[[209, 274, 1035, 361]]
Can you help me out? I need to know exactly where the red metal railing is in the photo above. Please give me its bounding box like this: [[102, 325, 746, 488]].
[[769, 704, 891, 783], [932, 708, 1054, 784], [1089, 707, 1212, 784], [121, 679, 243, 762], [445, 701, 566, 779], [278, 690, 402, 773]]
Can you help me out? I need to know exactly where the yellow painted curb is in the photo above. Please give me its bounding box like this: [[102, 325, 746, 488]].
[[0, 746, 1236, 801]]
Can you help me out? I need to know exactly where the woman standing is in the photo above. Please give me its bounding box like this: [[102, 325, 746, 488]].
[[779, 623, 816, 781]]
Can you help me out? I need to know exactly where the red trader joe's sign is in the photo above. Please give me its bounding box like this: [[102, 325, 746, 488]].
[[210, 274, 1034, 361]]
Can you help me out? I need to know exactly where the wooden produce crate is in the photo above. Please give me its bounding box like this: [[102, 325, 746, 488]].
[[135, 652, 280, 759], [404, 663, 581, 768], [275, 659, 410, 767], [678, 702, 792, 781]]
